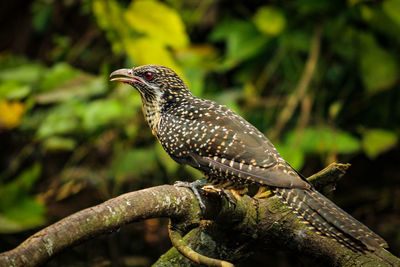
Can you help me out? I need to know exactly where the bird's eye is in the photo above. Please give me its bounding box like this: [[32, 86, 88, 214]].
[[144, 72, 153, 80]]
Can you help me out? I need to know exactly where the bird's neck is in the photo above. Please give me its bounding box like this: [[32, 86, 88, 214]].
[[140, 86, 194, 136], [140, 95, 162, 136]]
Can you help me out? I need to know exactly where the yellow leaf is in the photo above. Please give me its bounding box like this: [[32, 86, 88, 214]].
[[0, 100, 25, 130], [253, 6, 286, 36], [124, 37, 184, 77], [124, 0, 189, 48], [92, 0, 127, 53]]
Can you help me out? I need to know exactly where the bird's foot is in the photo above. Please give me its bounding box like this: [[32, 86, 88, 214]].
[[174, 179, 208, 211], [174, 180, 239, 210]]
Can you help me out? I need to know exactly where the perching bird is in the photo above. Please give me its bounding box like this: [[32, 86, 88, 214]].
[[110, 64, 388, 251]]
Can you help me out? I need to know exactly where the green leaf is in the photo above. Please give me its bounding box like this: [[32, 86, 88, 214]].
[[42, 136, 77, 151], [0, 197, 46, 233], [92, 0, 127, 53], [0, 163, 41, 210], [124, 0, 189, 48], [211, 19, 269, 67], [183, 165, 203, 180], [93, 0, 117, 31], [383, 0, 400, 27], [329, 101, 342, 120], [177, 45, 218, 97], [81, 99, 124, 131], [253, 6, 286, 36], [36, 104, 79, 139], [0, 63, 45, 84], [362, 129, 398, 159], [35, 76, 107, 104], [275, 143, 305, 170], [0, 80, 31, 100], [124, 37, 183, 76], [284, 126, 361, 155], [182, 66, 206, 97], [0, 215, 26, 233], [359, 33, 399, 93], [360, 5, 400, 44], [110, 148, 157, 179], [39, 63, 81, 92]]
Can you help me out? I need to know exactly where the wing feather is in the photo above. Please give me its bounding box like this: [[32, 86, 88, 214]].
[[160, 99, 310, 189]]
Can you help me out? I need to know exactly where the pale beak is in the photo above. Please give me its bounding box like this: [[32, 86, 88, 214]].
[[109, 68, 144, 84]]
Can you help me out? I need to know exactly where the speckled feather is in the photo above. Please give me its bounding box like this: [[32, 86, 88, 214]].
[[158, 97, 310, 191], [110, 64, 388, 251]]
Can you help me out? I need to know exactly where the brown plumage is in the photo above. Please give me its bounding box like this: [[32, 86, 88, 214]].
[[110, 64, 388, 251]]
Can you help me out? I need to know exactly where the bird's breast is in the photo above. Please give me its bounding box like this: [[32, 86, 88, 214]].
[[142, 102, 162, 136]]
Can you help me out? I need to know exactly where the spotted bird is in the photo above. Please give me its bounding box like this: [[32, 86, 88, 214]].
[[110, 65, 388, 252]]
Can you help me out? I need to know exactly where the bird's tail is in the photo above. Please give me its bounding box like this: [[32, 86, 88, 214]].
[[274, 187, 388, 251]]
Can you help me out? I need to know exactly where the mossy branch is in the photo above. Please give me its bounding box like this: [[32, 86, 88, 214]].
[[0, 163, 398, 267]]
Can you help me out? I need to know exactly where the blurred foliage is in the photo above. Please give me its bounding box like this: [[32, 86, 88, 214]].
[[0, 0, 399, 265], [0, 163, 45, 233]]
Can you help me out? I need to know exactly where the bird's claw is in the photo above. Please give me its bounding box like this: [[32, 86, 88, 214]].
[[174, 179, 238, 210], [174, 179, 208, 211]]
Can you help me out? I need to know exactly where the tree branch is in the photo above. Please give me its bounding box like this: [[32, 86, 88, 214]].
[[0, 186, 201, 267], [0, 163, 399, 266]]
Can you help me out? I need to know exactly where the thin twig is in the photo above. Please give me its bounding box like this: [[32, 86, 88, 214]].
[[269, 25, 322, 140], [307, 162, 350, 195], [168, 220, 234, 267]]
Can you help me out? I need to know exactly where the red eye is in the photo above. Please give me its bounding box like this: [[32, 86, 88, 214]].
[[144, 72, 153, 80]]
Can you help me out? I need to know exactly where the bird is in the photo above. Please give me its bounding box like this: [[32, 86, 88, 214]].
[[110, 64, 388, 252]]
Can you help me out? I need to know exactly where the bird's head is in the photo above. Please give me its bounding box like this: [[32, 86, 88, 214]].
[[110, 65, 193, 134], [110, 65, 191, 105]]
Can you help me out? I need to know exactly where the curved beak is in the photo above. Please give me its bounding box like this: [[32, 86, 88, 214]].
[[109, 68, 144, 84]]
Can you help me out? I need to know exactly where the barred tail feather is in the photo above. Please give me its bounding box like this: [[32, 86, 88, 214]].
[[274, 187, 388, 251]]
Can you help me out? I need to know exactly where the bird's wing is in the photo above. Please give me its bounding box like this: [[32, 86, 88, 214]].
[[162, 100, 310, 189]]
